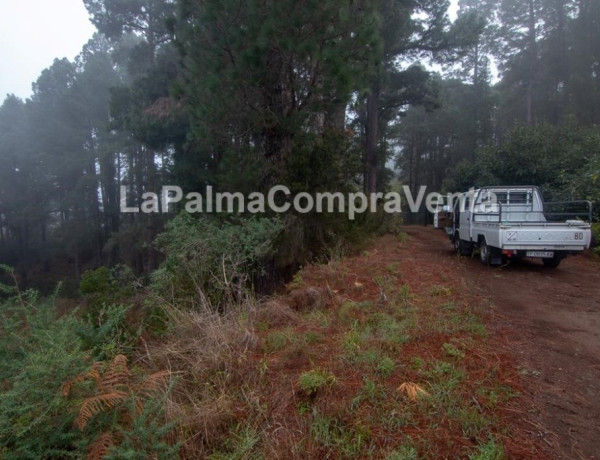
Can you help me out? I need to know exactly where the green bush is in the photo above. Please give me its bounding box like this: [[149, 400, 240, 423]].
[[151, 214, 284, 309], [80, 265, 114, 296], [76, 303, 137, 360], [0, 291, 89, 458], [272, 129, 381, 266], [446, 123, 600, 202], [78, 265, 141, 358], [79, 264, 138, 328], [0, 268, 171, 458], [592, 222, 600, 254]]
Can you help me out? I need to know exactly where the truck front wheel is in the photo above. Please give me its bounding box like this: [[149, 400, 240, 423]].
[[454, 233, 472, 256], [453, 234, 461, 252]]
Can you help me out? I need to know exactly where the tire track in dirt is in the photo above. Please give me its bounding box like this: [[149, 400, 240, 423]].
[[404, 225, 600, 459]]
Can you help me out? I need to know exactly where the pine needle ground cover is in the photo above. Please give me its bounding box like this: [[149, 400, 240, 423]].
[[156, 232, 547, 459]]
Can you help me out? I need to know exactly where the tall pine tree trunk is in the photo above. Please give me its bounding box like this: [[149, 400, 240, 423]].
[[525, 0, 538, 124], [364, 84, 379, 194]]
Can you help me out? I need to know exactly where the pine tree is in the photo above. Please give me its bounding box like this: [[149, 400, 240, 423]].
[[175, 0, 380, 191]]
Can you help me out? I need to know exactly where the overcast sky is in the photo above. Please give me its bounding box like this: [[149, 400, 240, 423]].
[[0, 0, 458, 102], [0, 0, 95, 100]]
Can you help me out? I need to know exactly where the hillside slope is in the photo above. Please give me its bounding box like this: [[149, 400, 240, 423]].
[[161, 225, 599, 458]]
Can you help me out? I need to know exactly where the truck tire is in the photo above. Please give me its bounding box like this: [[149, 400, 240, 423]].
[[454, 233, 472, 256], [542, 255, 562, 268], [453, 234, 461, 252], [479, 239, 490, 265]]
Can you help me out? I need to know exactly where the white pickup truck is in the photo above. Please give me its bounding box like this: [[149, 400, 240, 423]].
[[449, 186, 592, 267]]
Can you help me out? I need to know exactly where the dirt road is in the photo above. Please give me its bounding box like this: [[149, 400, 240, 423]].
[[405, 226, 600, 459]]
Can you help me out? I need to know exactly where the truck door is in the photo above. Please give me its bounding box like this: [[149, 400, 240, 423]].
[[453, 199, 460, 231], [459, 194, 472, 241]]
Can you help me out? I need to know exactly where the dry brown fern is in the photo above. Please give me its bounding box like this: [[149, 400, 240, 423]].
[[67, 355, 171, 422], [99, 354, 131, 393], [63, 353, 172, 459], [76, 390, 129, 430], [137, 370, 172, 401], [396, 382, 431, 401], [87, 432, 116, 460], [62, 361, 101, 397]]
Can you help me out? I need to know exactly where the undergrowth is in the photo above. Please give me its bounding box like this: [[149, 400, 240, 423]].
[[0, 225, 529, 458], [0, 266, 176, 459]]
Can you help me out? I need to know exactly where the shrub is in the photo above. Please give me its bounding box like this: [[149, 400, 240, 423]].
[[62, 354, 177, 459], [76, 303, 138, 360], [0, 291, 89, 458], [591, 222, 600, 254], [377, 356, 396, 377], [79, 265, 137, 321], [151, 214, 284, 310], [80, 266, 114, 297], [0, 269, 168, 459], [78, 266, 141, 360], [297, 369, 337, 396]]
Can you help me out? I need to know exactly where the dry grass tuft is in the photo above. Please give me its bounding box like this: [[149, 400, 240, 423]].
[[288, 286, 331, 312], [254, 298, 299, 327], [397, 382, 431, 401], [147, 301, 262, 455], [153, 303, 259, 373]]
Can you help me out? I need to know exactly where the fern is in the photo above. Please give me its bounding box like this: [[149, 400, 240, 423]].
[[87, 432, 116, 460], [62, 362, 101, 397], [137, 370, 172, 401], [64, 354, 175, 459], [99, 354, 131, 392], [76, 391, 129, 430]]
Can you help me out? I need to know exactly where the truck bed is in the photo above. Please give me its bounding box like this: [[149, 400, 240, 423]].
[[471, 201, 592, 251], [495, 221, 591, 251]]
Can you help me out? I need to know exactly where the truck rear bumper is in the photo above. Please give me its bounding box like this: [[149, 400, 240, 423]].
[[501, 245, 587, 252]]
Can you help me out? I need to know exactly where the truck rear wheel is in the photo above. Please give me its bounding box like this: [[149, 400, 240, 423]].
[[542, 255, 562, 268], [479, 240, 490, 265]]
